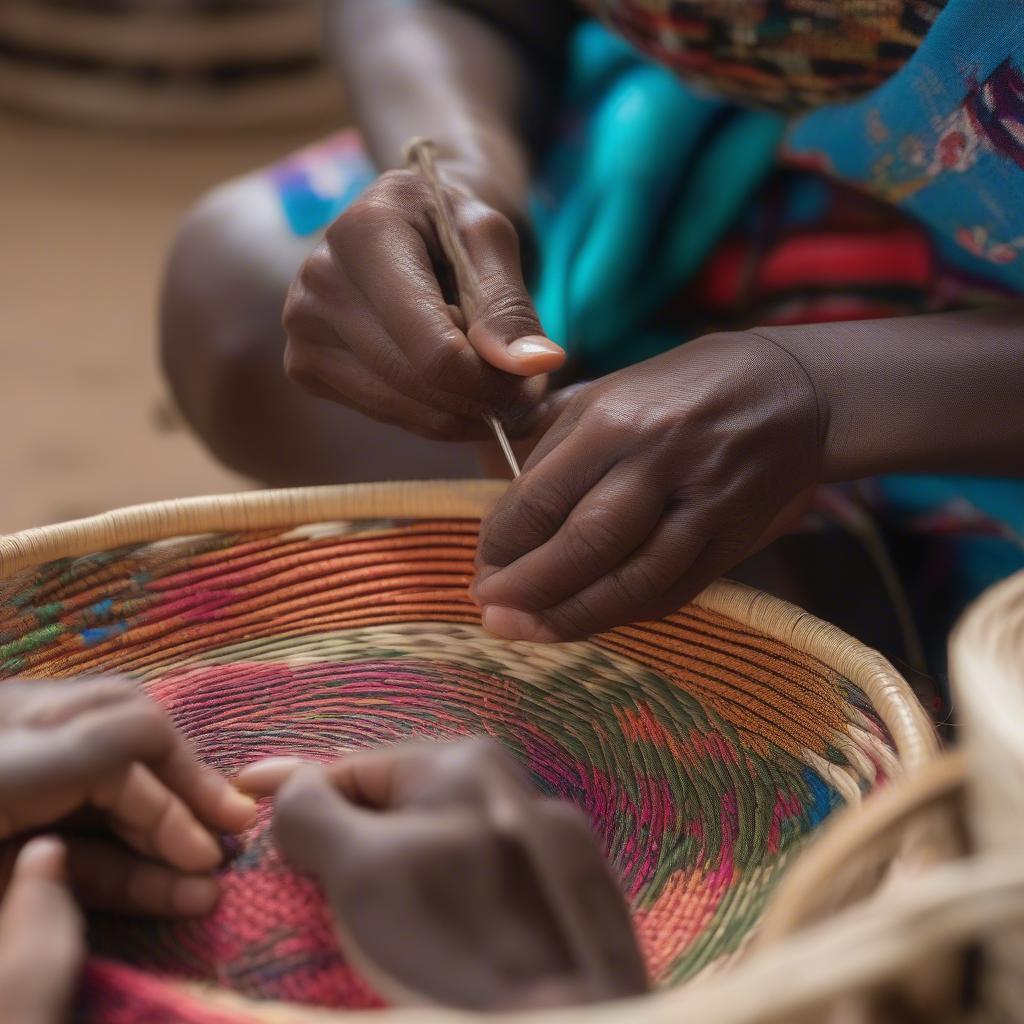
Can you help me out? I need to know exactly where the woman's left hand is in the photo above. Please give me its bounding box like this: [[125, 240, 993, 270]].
[[0, 677, 257, 918], [473, 331, 823, 641]]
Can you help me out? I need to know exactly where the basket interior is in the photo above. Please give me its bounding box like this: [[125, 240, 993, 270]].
[[0, 516, 903, 1019]]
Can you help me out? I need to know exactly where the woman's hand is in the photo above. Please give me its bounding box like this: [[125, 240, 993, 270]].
[[0, 678, 256, 917], [473, 331, 823, 641], [238, 738, 648, 1010], [0, 839, 83, 1024], [282, 171, 564, 441]]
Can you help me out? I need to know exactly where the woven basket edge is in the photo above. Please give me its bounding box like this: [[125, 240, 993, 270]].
[[695, 580, 939, 774], [1, 482, 937, 772]]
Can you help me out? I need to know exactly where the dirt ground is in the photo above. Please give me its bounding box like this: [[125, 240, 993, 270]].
[[1, 109, 337, 536]]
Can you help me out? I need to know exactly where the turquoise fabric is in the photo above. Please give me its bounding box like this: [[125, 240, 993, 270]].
[[530, 23, 784, 369]]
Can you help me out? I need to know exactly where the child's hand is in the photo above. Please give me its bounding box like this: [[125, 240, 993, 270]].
[[0, 838, 83, 1024], [238, 739, 648, 1010], [0, 678, 256, 917]]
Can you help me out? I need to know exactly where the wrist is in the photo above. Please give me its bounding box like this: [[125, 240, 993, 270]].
[[747, 324, 869, 484], [736, 329, 832, 485], [430, 122, 532, 224], [437, 153, 537, 276]]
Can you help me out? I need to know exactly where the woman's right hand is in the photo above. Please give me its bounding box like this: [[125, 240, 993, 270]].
[[282, 170, 565, 441]]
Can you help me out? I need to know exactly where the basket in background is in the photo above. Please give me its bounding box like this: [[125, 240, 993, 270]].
[[950, 568, 1024, 1020], [0, 480, 940, 1023], [0, 0, 338, 130]]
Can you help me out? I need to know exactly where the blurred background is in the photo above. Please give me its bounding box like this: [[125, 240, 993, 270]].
[[0, 0, 339, 533]]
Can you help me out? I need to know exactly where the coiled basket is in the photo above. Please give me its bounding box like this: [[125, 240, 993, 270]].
[[0, 481, 938, 1023]]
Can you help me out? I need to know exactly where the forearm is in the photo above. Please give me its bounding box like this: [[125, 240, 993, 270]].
[[324, 0, 577, 223], [758, 305, 1024, 481]]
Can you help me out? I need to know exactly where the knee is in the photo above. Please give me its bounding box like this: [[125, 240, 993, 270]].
[[159, 178, 294, 461]]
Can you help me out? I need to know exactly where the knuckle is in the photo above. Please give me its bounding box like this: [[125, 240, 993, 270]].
[[325, 200, 386, 251], [585, 398, 647, 443], [563, 506, 627, 571], [614, 552, 673, 608], [296, 243, 338, 296], [280, 298, 308, 342], [478, 530, 519, 571], [282, 342, 314, 386], [361, 170, 429, 216], [463, 206, 517, 248], [475, 279, 539, 336], [362, 335, 411, 387], [545, 593, 604, 640], [515, 487, 568, 539]]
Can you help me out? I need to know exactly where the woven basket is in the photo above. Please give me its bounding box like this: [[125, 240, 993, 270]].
[[0, 0, 337, 130], [949, 569, 1024, 1020], [0, 480, 939, 1023]]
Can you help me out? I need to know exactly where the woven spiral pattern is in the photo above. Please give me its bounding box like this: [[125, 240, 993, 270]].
[[0, 518, 901, 1022]]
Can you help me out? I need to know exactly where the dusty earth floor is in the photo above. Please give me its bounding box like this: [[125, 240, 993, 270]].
[[1, 109, 337, 535]]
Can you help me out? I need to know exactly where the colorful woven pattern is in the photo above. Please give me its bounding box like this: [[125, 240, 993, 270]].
[[581, 0, 948, 110], [0, 518, 900, 1021]]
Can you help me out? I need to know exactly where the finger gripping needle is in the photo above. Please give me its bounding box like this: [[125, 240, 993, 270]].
[[405, 136, 521, 479]]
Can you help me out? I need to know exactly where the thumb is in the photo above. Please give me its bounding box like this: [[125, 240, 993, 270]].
[[455, 199, 565, 378], [0, 839, 84, 1024], [272, 767, 373, 881]]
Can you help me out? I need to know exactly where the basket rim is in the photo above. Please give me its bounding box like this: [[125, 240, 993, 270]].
[[2, 480, 939, 1024], [0, 479, 937, 772]]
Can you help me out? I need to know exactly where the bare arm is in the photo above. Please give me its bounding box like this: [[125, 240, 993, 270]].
[[324, 0, 580, 223], [761, 304, 1024, 481], [284, 1, 577, 442]]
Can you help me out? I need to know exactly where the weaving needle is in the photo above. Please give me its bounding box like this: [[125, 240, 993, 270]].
[[405, 137, 522, 479]]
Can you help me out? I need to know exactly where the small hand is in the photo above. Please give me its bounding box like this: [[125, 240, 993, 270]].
[[238, 738, 648, 1009], [0, 839, 83, 1024], [473, 332, 824, 640], [283, 170, 564, 441], [0, 678, 257, 917]]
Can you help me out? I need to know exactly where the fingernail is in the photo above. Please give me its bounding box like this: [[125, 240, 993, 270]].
[[16, 837, 65, 880], [507, 336, 564, 360], [481, 606, 562, 644], [172, 877, 220, 917], [235, 757, 307, 796]]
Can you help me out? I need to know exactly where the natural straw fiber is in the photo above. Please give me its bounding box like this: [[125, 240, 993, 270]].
[[950, 569, 1024, 1019], [0, 482, 938, 1023]]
